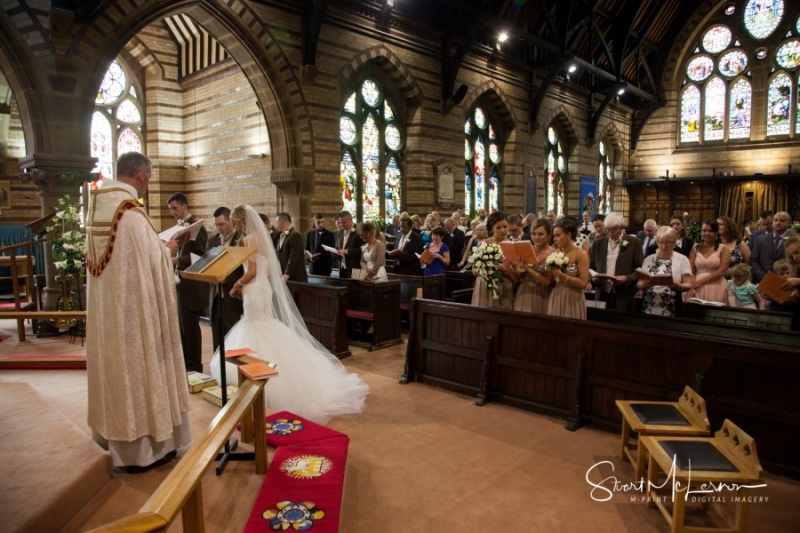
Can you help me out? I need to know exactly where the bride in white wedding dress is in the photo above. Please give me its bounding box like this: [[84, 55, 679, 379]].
[[210, 205, 369, 424]]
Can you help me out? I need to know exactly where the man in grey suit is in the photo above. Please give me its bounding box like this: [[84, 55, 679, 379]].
[[207, 206, 243, 352], [274, 212, 308, 282], [589, 212, 644, 313], [749, 211, 792, 283]]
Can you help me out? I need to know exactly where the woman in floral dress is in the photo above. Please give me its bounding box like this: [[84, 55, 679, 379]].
[[546, 219, 589, 320], [513, 217, 555, 314], [471, 211, 515, 309], [638, 226, 694, 316]]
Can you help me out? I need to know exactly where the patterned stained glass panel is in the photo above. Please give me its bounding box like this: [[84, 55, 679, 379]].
[[340, 151, 357, 217], [129, 86, 137, 98], [474, 108, 487, 129], [489, 124, 496, 140], [599, 140, 606, 156], [725, 4, 736, 15], [775, 40, 800, 69], [465, 138, 473, 159], [344, 93, 356, 113], [384, 156, 401, 222], [547, 127, 557, 145], [756, 48, 769, 59], [704, 77, 726, 141], [767, 72, 792, 135], [557, 155, 566, 173], [385, 123, 402, 151], [340, 116, 357, 145], [117, 128, 141, 155], [680, 85, 701, 142], [361, 114, 381, 221], [384, 101, 394, 120], [556, 177, 564, 216], [361, 80, 380, 108], [91, 111, 113, 178], [796, 73, 800, 134], [598, 162, 605, 208], [744, 0, 784, 40], [97, 60, 126, 105], [489, 143, 501, 164], [702, 26, 732, 53], [546, 151, 555, 214], [464, 162, 472, 217], [729, 78, 752, 139], [465, 118, 472, 135], [474, 136, 485, 211], [116, 99, 141, 123], [718, 50, 748, 77], [489, 170, 499, 213], [687, 56, 715, 81]]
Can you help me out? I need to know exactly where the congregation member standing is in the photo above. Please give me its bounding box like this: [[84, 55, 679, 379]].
[[669, 214, 694, 256], [208, 206, 244, 352], [274, 212, 308, 282], [638, 226, 693, 316], [750, 211, 793, 283], [359, 222, 386, 280], [638, 219, 658, 256], [589, 212, 643, 313], [443, 217, 465, 269], [546, 219, 590, 320], [717, 215, 750, 273], [86, 152, 190, 471], [688, 220, 730, 304], [336, 211, 363, 278], [306, 213, 335, 276], [421, 226, 450, 276], [513, 217, 555, 315], [168, 191, 208, 373], [390, 216, 424, 275]]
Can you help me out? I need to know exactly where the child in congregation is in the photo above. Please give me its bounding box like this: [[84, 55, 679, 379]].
[[726, 264, 765, 310], [764, 259, 796, 312]]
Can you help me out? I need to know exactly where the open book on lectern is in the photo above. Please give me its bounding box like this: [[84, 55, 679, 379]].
[[184, 246, 227, 274]]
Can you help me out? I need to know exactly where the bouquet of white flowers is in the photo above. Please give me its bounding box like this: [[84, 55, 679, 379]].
[[45, 195, 86, 276], [545, 251, 568, 272], [471, 242, 505, 299]]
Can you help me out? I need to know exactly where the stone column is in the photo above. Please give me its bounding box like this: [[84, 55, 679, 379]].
[[18, 153, 97, 311]]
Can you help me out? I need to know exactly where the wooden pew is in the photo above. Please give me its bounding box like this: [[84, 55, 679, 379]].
[[388, 273, 446, 313], [287, 281, 350, 359], [678, 301, 793, 330], [402, 298, 800, 476], [444, 270, 475, 299], [307, 275, 402, 351]]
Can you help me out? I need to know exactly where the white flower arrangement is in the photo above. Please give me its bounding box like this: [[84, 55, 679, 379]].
[[471, 242, 505, 299], [45, 195, 86, 276], [546, 251, 569, 272]]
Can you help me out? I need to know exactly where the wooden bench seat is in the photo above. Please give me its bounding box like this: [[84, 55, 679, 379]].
[[287, 281, 350, 358]]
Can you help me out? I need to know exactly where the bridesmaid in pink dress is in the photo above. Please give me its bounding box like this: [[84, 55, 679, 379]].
[[513, 217, 555, 314], [689, 219, 731, 304], [546, 219, 590, 320]]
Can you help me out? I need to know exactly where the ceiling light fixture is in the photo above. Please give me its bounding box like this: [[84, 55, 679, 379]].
[[498, 31, 508, 43], [568, 64, 577, 73]]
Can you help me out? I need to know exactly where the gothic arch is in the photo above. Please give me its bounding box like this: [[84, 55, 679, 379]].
[[0, 17, 40, 155], [338, 45, 424, 110], [469, 80, 518, 134], [540, 106, 580, 153], [598, 121, 622, 156]]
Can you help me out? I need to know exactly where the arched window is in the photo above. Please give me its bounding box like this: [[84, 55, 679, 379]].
[[678, 2, 800, 143], [465, 106, 502, 216], [91, 59, 144, 186], [544, 125, 566, 216], [598, 140, 614, 215], [340, 79, 403, 223]]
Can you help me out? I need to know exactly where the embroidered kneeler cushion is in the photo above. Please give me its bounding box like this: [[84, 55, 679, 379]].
[[264, 411, 347, 448]]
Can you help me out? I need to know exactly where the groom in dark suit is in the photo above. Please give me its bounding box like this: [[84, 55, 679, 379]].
[[306, 213, 335, 276], [274, 212, 308, 282], [207, 206, 244, 352], [589, 212, 643, 313]]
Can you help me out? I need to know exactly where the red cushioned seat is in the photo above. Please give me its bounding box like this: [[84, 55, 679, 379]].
[[346, 309, 373, 320]]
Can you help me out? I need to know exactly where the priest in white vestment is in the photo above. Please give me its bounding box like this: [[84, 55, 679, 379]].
[[86, 152, 191, 469]]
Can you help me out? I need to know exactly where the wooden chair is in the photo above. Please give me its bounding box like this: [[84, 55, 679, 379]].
[[0, 242, 39, 341], [616, 386, 711, 480], [640, 419, 764, 533]]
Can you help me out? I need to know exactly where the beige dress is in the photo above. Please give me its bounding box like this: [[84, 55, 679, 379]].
[[472, 276, 514, 309], [513, 265, 552, 314], [546, 263, 587, 320]]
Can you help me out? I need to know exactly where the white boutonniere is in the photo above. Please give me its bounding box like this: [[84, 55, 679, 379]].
[[283, 230, 290, 237], [182, 222, 190, 227], [619, 239, 629, 249]]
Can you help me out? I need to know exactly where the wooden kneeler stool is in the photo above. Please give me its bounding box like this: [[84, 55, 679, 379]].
[[616, 386, 711, 479], [640, 419, 764, 533]]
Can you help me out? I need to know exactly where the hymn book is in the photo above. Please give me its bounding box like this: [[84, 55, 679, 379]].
[[500, 241, 538, 264], [184, 246, 227, 274], [225, 347, 256, 358], [322, 244, 344, 256], [634, 267, 673, 285], [589, 269, 617, 282], [158, 219, 205, 242], [757, 271, 792, 304], [416, 249, 435, 264], [239, 361, 279, 380], [688, 297, 725, 307]]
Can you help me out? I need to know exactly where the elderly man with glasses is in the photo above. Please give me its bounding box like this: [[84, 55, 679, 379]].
[[589, 212, 644, 313]]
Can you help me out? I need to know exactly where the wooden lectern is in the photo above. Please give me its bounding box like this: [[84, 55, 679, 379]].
[[181, 245, 256, 474]]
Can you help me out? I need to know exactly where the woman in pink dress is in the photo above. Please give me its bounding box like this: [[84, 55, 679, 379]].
[[546, 219, 590, 320], [513, 217, 555, 314], [688, 219, 731, 304]]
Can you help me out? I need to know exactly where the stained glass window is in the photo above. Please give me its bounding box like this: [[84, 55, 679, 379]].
[[339, 79, 404, 223], [598, 140, 613, 214], [465, 105, 502, 216], [743, 0, 784, 40], [686, 56, 714, 81], [680, 85, 701, 142], [729, 78, 752, 139], [718, 50, 748, 77], [775, 40, 800, 69], [702, 26, 732, 53], [796, 73, 800, 134], [544, 126, 566, 215], [704, 77, 726, 141], [767, 72, 792, 135], [91, 59, 144, 183]]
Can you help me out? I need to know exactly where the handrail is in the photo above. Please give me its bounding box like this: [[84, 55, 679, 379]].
[[86, 378, 267, 533]]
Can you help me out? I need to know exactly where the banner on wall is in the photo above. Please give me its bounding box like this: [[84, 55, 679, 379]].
[[579, 177, 597, 218], [524, 169, 537, 215]]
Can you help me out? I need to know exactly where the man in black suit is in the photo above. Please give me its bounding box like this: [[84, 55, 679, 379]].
[[207, 206, 244, 352], [390, 216, 424, 275], [444, 217, 465, 269], [274, 212, 308, 282], [748, 210, 774, 252], [336, 210, 363, 278], [306, 213, 335, 276], [750, 211, 792, 283], [385, 215, 402, 238], [637, 219, 658, 256], [168, 192, 208, 373], [589, 212, 643, 313]]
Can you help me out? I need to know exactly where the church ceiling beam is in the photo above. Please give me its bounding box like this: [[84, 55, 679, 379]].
[[301, 0, 331, 67], [588, 81, 625, 140]]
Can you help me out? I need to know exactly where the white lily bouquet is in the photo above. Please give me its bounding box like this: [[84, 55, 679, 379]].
[[471, 242, 505, 300], [545, 251, 568, 272]]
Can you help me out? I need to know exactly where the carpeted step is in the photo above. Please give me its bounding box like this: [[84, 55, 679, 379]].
[[0, 382, 110, 533], [0, 354, 86, 370]]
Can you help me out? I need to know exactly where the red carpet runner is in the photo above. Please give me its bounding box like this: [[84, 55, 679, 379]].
[[243, 412, 349, 533]]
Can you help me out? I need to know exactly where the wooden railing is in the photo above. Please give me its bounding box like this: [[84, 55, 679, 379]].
[[87, 379, 267, 533]]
